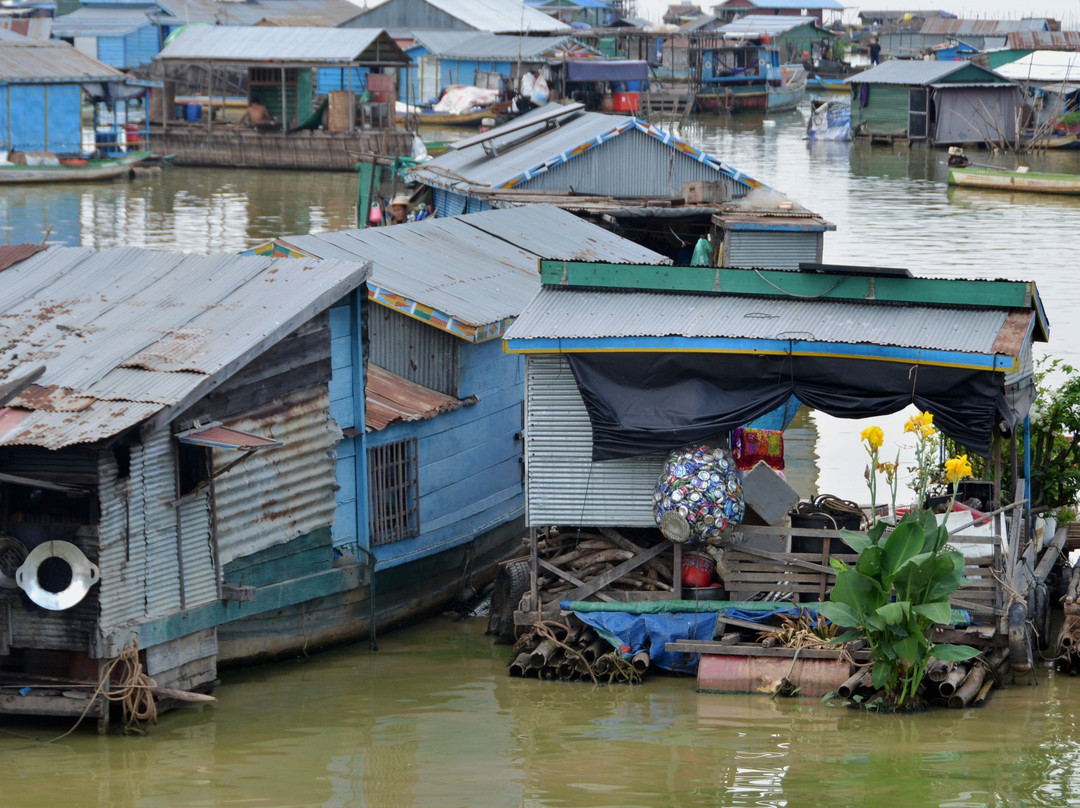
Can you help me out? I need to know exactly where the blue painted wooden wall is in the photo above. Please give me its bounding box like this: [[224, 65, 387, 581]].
[[316, 67, 371, 94], [329, 301, 524, 568], [401, 47, 516, 103], [367, 336, 524, 569]]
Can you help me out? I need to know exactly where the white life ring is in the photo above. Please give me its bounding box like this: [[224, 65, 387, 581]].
[[15, 540, 100, 611]]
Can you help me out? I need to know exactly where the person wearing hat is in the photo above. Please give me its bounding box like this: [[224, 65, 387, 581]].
[[387, 194, 411, 225]]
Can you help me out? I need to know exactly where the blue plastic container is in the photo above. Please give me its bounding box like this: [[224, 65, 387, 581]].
[[185, 103, 202, 122]]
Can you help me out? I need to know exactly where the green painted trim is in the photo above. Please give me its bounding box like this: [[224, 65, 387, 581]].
[[99, 563, 364, 657], [537, 260, 1042, 313], [223, 527, 332, 575]]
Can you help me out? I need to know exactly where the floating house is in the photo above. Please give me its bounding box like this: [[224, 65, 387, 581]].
[[151, 26, 412, 169], [527, 0, 617, 28], [847, 60, 1020, 145], [341, 0, 570, 34], [994, 51, 1080, 137], [408, 102, 831, 262], [402, 31, 597, 105], [878, 17, 1055, 62], [151, 0, 367, 36], [0, 208, 666, 727], [51, 3, 160, 70], [0, 36, 155, 156], [710, 0, 844, 25], [500, 261, 1048, 684], [693, 15, 835, 111]]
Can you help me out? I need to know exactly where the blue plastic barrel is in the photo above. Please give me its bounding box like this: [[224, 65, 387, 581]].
[[185, 103, 202, 122]]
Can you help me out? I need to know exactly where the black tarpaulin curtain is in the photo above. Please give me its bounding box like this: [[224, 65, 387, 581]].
[[566, 352, 1011, 461]]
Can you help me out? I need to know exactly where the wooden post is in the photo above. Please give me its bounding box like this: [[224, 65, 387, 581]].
[[281, 67, 287, 134], [672, 542, 682, 599], [96, 657, 110, 735], [529, 526, 538, 607], [207, 61, 213, 135]]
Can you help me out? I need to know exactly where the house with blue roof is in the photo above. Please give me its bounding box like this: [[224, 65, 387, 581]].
[[711, 0, 844, 25], [52, 2, 160, 70]]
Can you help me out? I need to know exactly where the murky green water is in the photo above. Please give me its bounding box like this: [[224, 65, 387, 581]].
[[3, 618, 1079, 807], [4, 107, 1080, 806]]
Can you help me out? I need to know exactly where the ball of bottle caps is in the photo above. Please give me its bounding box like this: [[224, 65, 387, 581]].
[[654, 444, 744, 545]]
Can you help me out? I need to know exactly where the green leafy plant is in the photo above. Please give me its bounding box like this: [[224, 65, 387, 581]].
[[817, 412, 981, 711]]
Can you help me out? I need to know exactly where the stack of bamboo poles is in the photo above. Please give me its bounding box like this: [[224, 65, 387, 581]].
[[508, 615, 648, 684], [530, 527, 676, 607], [1055, 563, 1080, 673], [833, 648, 1009, 708]]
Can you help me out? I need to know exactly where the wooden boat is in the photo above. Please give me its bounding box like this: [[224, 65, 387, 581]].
[[415, 104, 505, 127], [948, 166, 1080, 195], [806, 76, 850, 93], [0, 151, 151, 184], [1025, 132, 1080, 151], [766, 67, 807, 113]]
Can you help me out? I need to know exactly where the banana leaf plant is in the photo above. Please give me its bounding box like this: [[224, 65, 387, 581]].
[[816, 508, 981, 710]]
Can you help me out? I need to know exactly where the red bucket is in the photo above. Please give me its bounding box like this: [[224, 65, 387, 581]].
[[681, 552, 716, 588]]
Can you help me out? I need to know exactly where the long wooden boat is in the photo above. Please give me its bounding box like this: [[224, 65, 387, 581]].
[[948, 166, 1080, 195], [0, 150, 151, 184], [415, 104, 505, 127], [805, 76, 850, 93]]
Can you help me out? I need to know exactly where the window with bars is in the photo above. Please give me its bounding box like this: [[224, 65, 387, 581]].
[[367, 438, 419, 545]]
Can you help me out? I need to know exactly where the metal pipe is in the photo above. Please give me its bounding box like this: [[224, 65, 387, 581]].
[[631, 650, 650, 673], [530, 639, 556, 668], [582, 637, 609, 663], [509, 652, 530, 677], [926, 659, 953, 683]]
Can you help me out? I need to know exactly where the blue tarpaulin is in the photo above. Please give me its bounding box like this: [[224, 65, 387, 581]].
[[570, 610, 718, 673]]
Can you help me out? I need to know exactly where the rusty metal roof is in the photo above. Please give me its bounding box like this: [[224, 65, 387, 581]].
[[0, 38, 127, 82], [1004, 31, 1080, 50], [0, 246, 370, 449], [273, 205, 669, 336], [0, 244, 43, 272], [921, 18, 1051, 36], [365, 363, 468, 431]]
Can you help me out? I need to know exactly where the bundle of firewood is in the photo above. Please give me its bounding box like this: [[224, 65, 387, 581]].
[[529, 526, 676, 607], [1056, 564, 1080, 673], [508, 614, 648, 684]]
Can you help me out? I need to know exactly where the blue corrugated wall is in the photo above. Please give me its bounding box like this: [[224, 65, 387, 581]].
[[317, 67, 370, 94], [126, 26, 160, 68], [365, 337, 524, 570], [97, 36, 124, 67], [402, 51, 515, 103], [46, 84, 81, 153], [7, 85, 46, 151]]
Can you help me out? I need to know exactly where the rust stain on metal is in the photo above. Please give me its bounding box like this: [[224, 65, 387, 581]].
[[0, 244, 44, 273], [12, 384, 95, 412], [991, 310, 1033, 357], [365, 364, 471, 431]]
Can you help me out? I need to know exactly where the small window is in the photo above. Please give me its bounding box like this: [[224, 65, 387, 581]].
[[177, 442, 210, 497], [367, 439, 419, 545]]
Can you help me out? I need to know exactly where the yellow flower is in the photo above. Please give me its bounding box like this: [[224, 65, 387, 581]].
[[905, 411, 934, 434], [945, 454, 973, 484], [860, 425, 884, 451], [877, 461, 898, 485]]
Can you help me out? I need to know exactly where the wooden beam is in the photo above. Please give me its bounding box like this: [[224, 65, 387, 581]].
[[562, 540, 668, 602], [537, 558, 613, 603]]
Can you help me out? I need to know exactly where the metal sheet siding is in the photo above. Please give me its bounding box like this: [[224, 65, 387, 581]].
[[368, 306, 460, 396], [853, 83, 911, 136], [213, 386, 340, 566], [97, 36, 124, 68], [434, 187, 466, 218], [525, 354, 661, 527], [45, 83, 81, 153], [520, 128, 738, 198], [142, 427, 182, 618], [98, 447, 149, 630], [178, 495, 216, 606], [127, 26, 159, 68], [10, 84, 45, 151], [725, 231, 821, 270]]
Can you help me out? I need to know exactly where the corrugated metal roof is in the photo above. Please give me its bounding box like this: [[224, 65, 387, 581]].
[[156, 25, 410, 64], [0, 18, 52, 41], [366, 363, 467, 431], [275, 204, 668, 331], [51, 6, 154, 37], [848, 59, 1007, 86], [154, 0, 364, 27], [0, 247, 371, 449], [353, 0, 570, 32], [0, 38, 127, 82], [716, 14, 827, 37], [722, 0, 843, 9], [410, 104, 750, 192], [409, 30, 585, 59], [995, 50, 1080, 83], [505, 286, 1019, 358], [1005, 31, 1080, 51], [921, 18, 1050, 36]]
